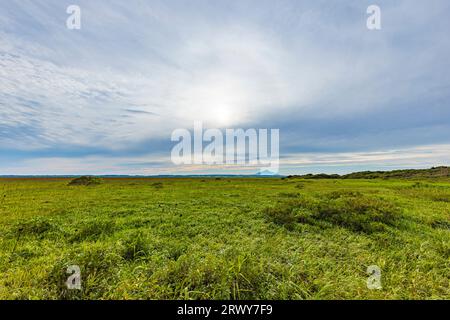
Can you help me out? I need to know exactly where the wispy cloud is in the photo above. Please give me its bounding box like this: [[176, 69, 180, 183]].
[[1, 0, 449, 174]]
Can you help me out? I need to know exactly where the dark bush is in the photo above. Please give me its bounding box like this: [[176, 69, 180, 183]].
[[324, 190, 363, 200], [15, 217, 57, 237], [120, 231, 149, 261], [264, 200, 301, 230], [69, 220, 116, 242], [265, 193, 402, 234], [48, 245, 121, 299], [151, 182, 163, 189], [278, 192, 299, 198], [430, 219, 450, 230], [68, 176, 103, 186]]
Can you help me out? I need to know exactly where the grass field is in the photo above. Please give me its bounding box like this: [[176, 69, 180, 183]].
[[0, 177, 448, 299]]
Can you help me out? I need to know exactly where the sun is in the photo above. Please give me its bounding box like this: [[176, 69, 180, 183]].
[[209, 103, 234, 127]]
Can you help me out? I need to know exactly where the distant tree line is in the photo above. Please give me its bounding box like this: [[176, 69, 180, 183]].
[[287, 166, 450, 180]]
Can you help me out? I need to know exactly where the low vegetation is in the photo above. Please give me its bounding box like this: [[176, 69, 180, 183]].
[[265, 192, 402, 233], [68, 176, 103, 186], [288, 166, 450, 180], [0, 177, 448, 299]]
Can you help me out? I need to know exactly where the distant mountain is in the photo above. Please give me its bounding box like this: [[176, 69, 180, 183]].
[[256, 169, 280, 176]]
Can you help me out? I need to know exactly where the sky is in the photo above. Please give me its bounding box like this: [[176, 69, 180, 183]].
[[0, 0, 450, 175]]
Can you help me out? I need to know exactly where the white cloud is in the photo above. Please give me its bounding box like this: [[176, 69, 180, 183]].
[[281, 144, 450, 173], [1, 0, 449, 174]]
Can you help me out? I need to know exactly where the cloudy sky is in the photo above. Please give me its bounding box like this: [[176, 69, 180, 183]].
[[1, 0, 449, 175]]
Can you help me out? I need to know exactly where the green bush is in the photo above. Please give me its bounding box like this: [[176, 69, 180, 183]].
[[278, 192, 299, 198], [47, 244, 122, 299], [264, 200, 300, 230], [68, 176, 103, 186], [265, 193, 402, 233], [120, 231, 149, 261], [15, 217, 58, 237], [431, 219, 450, 230], [69, 220, 116, 242], [151, 182, 163, 189]]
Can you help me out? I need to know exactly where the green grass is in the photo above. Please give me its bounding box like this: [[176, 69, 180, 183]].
[[0, 177, 448, 299]]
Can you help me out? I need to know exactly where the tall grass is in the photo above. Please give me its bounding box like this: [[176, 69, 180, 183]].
[[0, 177, 448, 299]]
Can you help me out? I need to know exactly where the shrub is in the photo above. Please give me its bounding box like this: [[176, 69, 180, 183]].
[[68, 176, 103, 186], [264, 200, 300, 230], [278, 192, 299, 198], [120, 231, 149, 261], [431, 219, 450, 230], [47, 244, 121, 299], [313, 196, 400, 233], [265, 193, 402, 234], [15, 217, 57, 237], [324, 190, 362, 200], [69, 220, 116, 242], [410, 182, 430, 188], [151, 182, 163, 189]]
